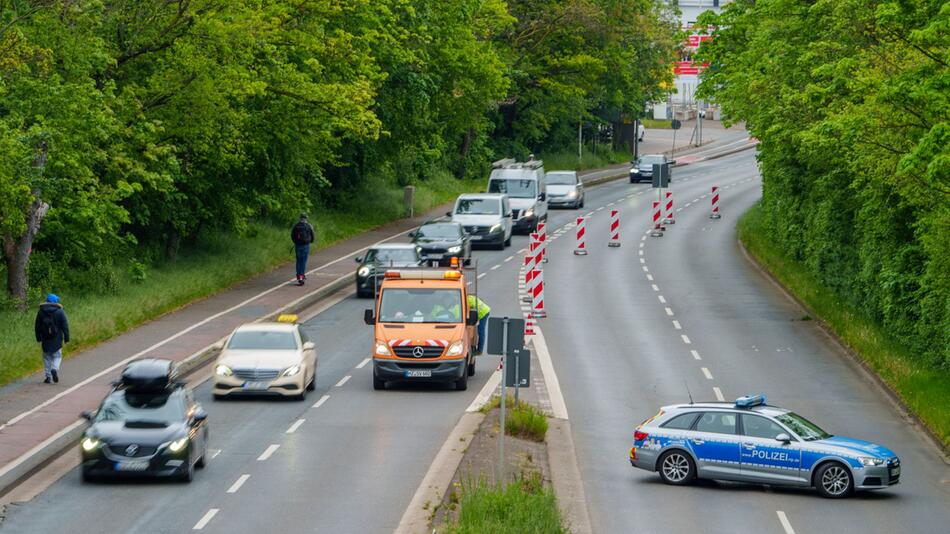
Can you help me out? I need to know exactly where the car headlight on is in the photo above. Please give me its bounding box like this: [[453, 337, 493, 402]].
[[215, 364, 233, 377], [858, 457, 885, 467], [566, 189, 578, 198], [631, 168, 640, 173], [447, 245, 462, 254], [523, 208, 534, 219], [168, 438, 189, 453], [446, 340, 465, 357], [489, 223, 503, 233], [357, 266, 371, 277], [282, 364, 301, 377], [81, 437, 100, 452], [375, 341, 392, 356]]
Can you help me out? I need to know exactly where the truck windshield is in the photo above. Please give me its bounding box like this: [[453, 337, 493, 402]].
[[455, 198, 500, 215], [489, 179, 536, 199], [379, 288, 463, 323]]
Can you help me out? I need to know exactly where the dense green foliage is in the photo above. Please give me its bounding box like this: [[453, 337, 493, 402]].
[[697, 0, 950, 369], [0, 0, 677, 305], [447, 473, 566, 534]]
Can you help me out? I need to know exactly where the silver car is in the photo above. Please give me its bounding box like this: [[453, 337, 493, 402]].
[[629, 395, 900, 498]]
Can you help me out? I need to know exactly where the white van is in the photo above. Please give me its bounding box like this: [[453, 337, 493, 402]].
[[486, 158, 547, 234], [449, 193, 513, 250]]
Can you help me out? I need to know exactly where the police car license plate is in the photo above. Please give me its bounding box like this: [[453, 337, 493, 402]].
[[243, 381, 269, 390], [114, 461, 149, 472], [890, 466, 900, 476], [405, 370, 432, 378]]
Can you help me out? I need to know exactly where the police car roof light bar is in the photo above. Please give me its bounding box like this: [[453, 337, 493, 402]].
[[734, 394, 767, 408]]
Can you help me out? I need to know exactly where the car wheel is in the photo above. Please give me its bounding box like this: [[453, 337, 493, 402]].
[[180, 455, 195, 483], [579, 198, 585, 209], [454, 370, 469, 391], [356, 288, 371, 299], [815, 462, 854, 498], [81, 470, 97, 483], [196, 444, 207, 469], [494, 240, 505, 250], [212, 393, 226, 401], [657, 450, 695, 486], [504, 235, 511, 247], [306, 373, 316, 391], [373, 376, 386, 390], [467, 358, 476, 377]]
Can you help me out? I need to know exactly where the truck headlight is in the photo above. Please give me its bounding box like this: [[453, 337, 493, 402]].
[[168, 438, 189, 453], [859, 457, 884, 467], [489, 223, 503, 233], [357, 266, 371, 277], [566, 189, 577, 198], [446, 340, 465, 357], [282, 364, 301, 377], [375, 341, 391, 356], [215, 364, 233, 377], [448, 246, 462, 254], [81, 437, 100, 452]]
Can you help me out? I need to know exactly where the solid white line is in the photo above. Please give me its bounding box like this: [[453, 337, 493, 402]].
[[701, 367, 713, 380], [665, 307, 674, 316], [286, 419, 306, 434], [531, 329, 569, 419], [312, 394, 330, 409], [776, 511, 796, 534], [490, 264, 500, 271], [713, 387, 725, 402], [477, 273, 487, 279], [672, 320, 682, 330], [658, 295, 666, 304], [335, 375, 351, 387], [257, 444, 279, 461], [646, 274, 654, 281], [467, 365, 501, 412], [681, 334, 691, 344], [193, 509, 219, 530], [691, 350, 701, 360], [651, 284, 659, 292], [356, 358, 371, 369], [227, 474, 250, 493]]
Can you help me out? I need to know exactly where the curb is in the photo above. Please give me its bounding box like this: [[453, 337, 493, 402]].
[[0, 272, 354, 499]]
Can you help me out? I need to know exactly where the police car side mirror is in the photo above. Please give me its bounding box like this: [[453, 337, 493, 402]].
[[364, 309, 376, 325], [80, 410, 95, 421], [354, 256, 362, 263], [466, 310, 479, 326], [775, 433, 792, 444], [445, 211, 452, 217], [407, 231, 417, 238]]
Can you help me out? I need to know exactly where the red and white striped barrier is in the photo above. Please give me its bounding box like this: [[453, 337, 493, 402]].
[[651, 201, 664, 237], [522, 238, 537, 302], [710, 186, 721, 219], [530, 264, 546, 317], [573, 217, 588, 255], [608, 209, 621, 247], [664, 190, 675, 224], [537, 221, 548, 263], [524, 312, 535, 340]]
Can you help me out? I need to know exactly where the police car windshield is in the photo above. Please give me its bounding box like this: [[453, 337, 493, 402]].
[[489, 179, 536, 199], [95, 391, 184, 424], [775, 412, 831, 441], [379, 288, 462, 323], [455, 198, 500, 215], [365, 248, 417, 264], [228, 331, 297, 350]]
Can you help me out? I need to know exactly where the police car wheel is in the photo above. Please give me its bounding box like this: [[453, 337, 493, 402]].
[[816, 462, 853, 498], [658, 450, 694, 485]]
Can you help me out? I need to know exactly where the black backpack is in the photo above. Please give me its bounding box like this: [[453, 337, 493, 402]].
[[41, 311, 59, 340], [292, 222, 311, 244]]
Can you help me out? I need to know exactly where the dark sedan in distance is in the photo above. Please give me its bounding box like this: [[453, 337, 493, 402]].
[[410, 221, 472, 267], [354, 243, 422, 298], [630, 154, 672, 184]]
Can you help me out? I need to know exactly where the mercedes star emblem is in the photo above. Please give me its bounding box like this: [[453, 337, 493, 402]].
[[125, 444, 140, 456], [412, 346, 425, 358]]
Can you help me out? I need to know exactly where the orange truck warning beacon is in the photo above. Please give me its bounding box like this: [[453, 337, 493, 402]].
[[363, 268, 479, 391]]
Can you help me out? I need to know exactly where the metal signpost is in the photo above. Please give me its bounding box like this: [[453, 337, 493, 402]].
[[487, 317, 525, 483]]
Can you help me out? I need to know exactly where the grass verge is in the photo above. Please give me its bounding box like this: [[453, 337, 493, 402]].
[[739, 203, 950, 450], [0, 173, 480, 387], [641, 118, 672, 129], [539, 146, 633, 172], [480, 395, 549, 442], [445, 473, 566, 534]]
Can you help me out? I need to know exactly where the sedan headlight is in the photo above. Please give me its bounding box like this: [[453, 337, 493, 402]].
[[631, 168, 640, 173], [215, 364, 233, 377], [375, 341, 391, 356], [489, 223, 503, 233], [446, 340, 465, 357], [168, 438, 189, 453], [81, 437, 101, 452], [858, 457, 885, 467], [447, 245, 462, 254], [357, 266, 371, 277], [282, 364, 301, 377], [566, 189, 578, 198], [523, 208, 534, 219]]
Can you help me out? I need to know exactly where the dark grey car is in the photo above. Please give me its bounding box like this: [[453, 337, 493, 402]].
[[629, 154, 671, 183]]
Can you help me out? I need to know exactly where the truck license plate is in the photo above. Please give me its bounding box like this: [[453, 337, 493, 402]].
[[243, 381, 270, 390], [114, 461, 149, 472], [405, 370, 432, 378]]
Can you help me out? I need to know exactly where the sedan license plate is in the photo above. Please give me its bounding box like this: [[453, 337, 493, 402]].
[[114, 461, 149, 472], [890, 466, 900, 477], [469, 235, 482, 240], [427, 254, 443, 260], [405, 370, 432, 378], [243, 381, 270, 390]]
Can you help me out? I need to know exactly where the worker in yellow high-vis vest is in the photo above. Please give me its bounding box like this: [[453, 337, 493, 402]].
[[447, 293, 491, 354]]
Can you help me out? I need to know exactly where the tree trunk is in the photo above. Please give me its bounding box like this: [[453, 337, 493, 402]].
[[2, 194, 49, 308], [165, 227, 181, 262], [456, 128, 474, 178]]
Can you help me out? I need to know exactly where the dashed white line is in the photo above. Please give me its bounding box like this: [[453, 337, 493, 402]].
[[335, 375, 352, 387], [286, 419, 306, 434], [477, 273, 487, 279], [776, 511, 796, 534], [490, 264, 500, 271], [681, 334, 691, 344], [312, 394, 330, 409], [639, 242, 644, 249], [596, 206, 605, 211], [658, 295, 666, 304], [701, 367, 713, 380], [672, 320, 682, 330], [665, 307, 674, 316], [504, 255, 514, 262], [257, 444, 280, 461], [640, 258, 646, 264], [651, 284, 659, 292], [646, 274, 654, 281], [193, 509, 219, 530], [227, 474, 250, 493], [356, 358, 370, 369], [642, 266, 649, 272], [713, 387, 725, 401], [691, 350, 701, 360]]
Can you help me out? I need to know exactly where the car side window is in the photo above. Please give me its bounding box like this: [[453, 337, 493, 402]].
[[661, 412, 700, 430], [741, 414, 788, 440], [694, 412, 738, 435]]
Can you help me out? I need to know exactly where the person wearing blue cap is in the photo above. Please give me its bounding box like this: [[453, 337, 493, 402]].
[[34, 294, 69, 384]]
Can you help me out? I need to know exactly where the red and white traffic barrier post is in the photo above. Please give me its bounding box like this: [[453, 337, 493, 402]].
[[537, 221, 548, 262], [530, 262, 546, 318], [524, 312, 535, 339], [573, 217, 588, 255], [651, 201, 664, 237], [608, 209, 621, 247], [710, 186, 721, 219], [522, 237, 537, 302], [663, 190, 675, 225]]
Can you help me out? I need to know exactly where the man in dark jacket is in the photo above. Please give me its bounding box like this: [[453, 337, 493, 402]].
[[34, 293, 69, 384], [291, 213, 316, 286]]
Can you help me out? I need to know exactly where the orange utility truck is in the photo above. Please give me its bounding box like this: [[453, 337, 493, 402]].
[[364, 269, 479, 391]]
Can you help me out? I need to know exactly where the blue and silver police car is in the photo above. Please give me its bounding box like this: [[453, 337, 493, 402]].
[[628, 395, 900, 498]]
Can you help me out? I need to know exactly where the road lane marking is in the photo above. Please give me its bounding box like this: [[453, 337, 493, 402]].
[[691, 350, 701, 360], [665, 307, 674, 316], [227, 474, 250, 493], [776, 511, 796, 534], [641, 236, 647, 241], [286, 419, 306, 434], [529, 329, 569, 419], [504, 255, 514, 262], [257, 444, 279, 461], [672, 320, 682, 330], [596, 206, 604, 211], [312, 394, 330, 408], [713, 387, 725, 401], [681, 334, 691, 344], [701, 367, 713, 380], [335, 375, 352, 387], [639, 250, 644, 256], [356, 358, 370, 369], [642, 266, 649, 272], [658, 295, 666, 303], [651, 284, 659, 292], [193, 509, 219, 530], [477, 273, 487, 279], [490, 264, 500, 270], [646, 274, 654, 281], [639, 242, 644, 248]]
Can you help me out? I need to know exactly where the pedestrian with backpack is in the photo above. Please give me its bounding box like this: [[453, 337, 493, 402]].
[[291, 213, 316, 286], [34, 293, 69, 384]]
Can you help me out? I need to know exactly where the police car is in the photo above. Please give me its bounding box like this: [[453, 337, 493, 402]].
[[628, 395, 900, 498]]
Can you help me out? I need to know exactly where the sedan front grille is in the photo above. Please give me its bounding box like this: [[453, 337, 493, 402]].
[[108, 444, 158, 458], [233, 368, 280, 381], [392, 346, 444, 358]]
